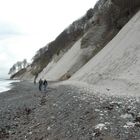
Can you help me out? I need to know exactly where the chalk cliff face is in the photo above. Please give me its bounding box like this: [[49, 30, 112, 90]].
[[70, 10, 140, 96], [36, 0, 140, 81], [11, 0, 140, 82]]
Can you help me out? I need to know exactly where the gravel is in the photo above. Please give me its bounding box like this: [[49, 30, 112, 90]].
[[0, 81, 140, 140]]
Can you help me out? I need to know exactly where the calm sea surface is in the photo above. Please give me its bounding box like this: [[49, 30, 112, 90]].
[[0, 79, 20, 93]]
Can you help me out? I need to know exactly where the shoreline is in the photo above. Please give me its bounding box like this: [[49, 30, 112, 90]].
[[1, 81, 140, 139], [0, 79, 20, 93], [0, 81, 41, 139]]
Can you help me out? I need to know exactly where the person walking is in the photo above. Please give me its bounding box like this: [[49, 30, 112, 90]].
[[43, 79, 48, 92], [34, 73, 38, 85], [39, 79, 43, 91]]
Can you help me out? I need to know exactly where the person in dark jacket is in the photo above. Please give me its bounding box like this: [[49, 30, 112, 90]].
[[39, 79, 43, 91], [43, 79, 48, 91]]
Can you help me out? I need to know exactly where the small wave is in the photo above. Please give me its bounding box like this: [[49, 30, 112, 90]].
[[0, 79, 20, 93]]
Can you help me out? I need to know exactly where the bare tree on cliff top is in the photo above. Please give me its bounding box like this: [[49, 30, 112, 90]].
[[23, 59, 27, 68], [8, 59, 28, 75]]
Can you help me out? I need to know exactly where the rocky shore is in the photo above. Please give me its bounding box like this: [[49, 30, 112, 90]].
[[0, 81, 140, 140]]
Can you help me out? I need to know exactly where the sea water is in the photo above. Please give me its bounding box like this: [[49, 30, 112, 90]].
[[0, 79, 20, 93]]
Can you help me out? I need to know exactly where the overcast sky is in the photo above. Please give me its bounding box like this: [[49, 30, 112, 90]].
[[0, 0, 97, 78]]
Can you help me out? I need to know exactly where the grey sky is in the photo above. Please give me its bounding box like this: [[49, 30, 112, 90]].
[[0, 22, 21, 40]]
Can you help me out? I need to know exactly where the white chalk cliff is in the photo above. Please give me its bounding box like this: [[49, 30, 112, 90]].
[[11, 0, 140, 97], [70, 10, 140, 96]]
